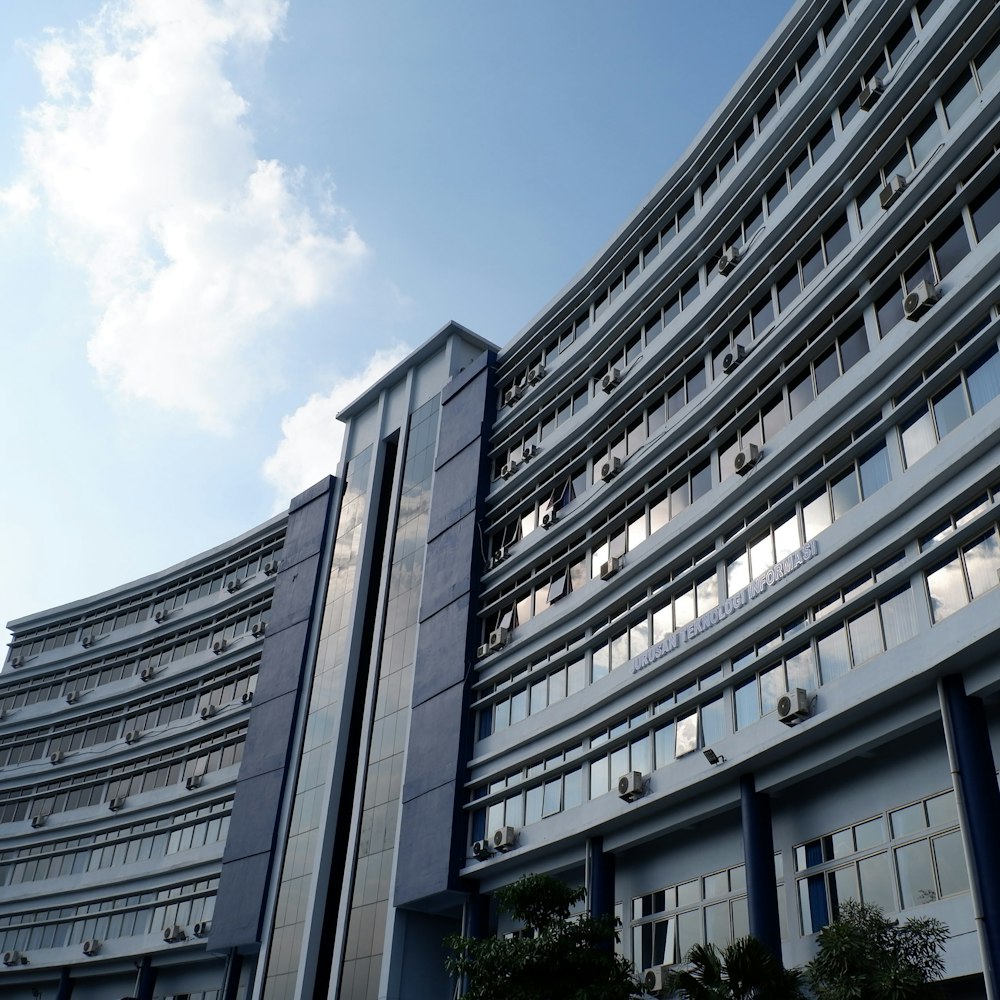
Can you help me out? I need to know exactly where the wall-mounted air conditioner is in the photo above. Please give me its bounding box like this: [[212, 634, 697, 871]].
[[600, 556, 621, 581], [504, 385, 522, 407], [601, 456, 623, 482], [263, 560, 280, 576], [140, 667, 155, 682], [108, 796, 126, 812], [212, 639, 227, 655], [124, 730, 142, 745], [471, 838, 493, 860], [488, 627, 510, 652], [491, 545, 508, 568], [501, 459, 519, 480], [2, 950, 26, 967], [193, 921, 211, 938], [49, 751, 65, 765], [162, 924, 186, 943], [225, 579, 241, 594], [521, 444, 537, 464], [601, 368, 621, 394], [82, 939, 101, 956], [154, 608, 169, 623], [643, 965, 669, 995], [617, 771, 643, 802], [903, 280, 938, 320], [718, 245, 740, 276], [200, 705, 217, 720], [879, 174, 906, 209], [251, 622, 266, 638], [541, 509, 557, 529], [527, 363, 546, 385], [241, 691, 254, 704], [492, 826, 517, 851], [81, 636, 94, 648], [30, 815, 47, 829], [858, 77, 883, 110], [722, 344, 746, 374], [777, 688, 811, 725], [734, 443, 760, 476], [185, 774, 203, 791], [65, 691, 79, 705]]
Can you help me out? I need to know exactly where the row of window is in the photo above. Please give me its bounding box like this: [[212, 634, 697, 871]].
[[0, 876, 218, 955], [0, 800, 232, 887], [0, 725, 247, 824], [0, 598, 268, 715], [7, 534, 282, 664], [497, 0, 873, 407], [0, 659, 257, 768]]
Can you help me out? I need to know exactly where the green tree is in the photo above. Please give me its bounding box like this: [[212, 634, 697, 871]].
[[445, 873, 642, 1000], [806, 899, 948, 1000], [663, 936, 805, 1000]]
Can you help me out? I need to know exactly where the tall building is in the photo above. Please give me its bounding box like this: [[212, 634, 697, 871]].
[[4, 0, 1000, 997]]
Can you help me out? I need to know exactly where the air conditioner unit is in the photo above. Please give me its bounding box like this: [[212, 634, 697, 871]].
[[471, 838, 493, 861], [30, 815, 46, 829], [49, 751, 65, 765], [879, 174, 907, 209], [501, 459, 519, 480], [722, 344, 746, 374], [644, 965, 670, 995], [81, 636, 94, 648], [527, 363, 546, 385], [476, 643, 491, 660], [140, 667, 155, 682], [11, 655, 23, 667], [541, 509, 557, 529], [521, 444, 537, 463], [226, 579, 241, 594], [600, 556, 621, 581], [185, 774, 203, 791], [124, 730, 142, 745], [193, 920, 211, 938], [618, 771, 644, 802], [488, 627, 510, 652], [82, 939, 101, 956], [718, 245, 740, 276], [504, 385, 522, 407], [212, 639, 227, 655], [162, 924, 186, 943], [241, 691, 254, 704], [108, 796, 126, 812], [65, 691, 79, 705], [153, 608, 168, 623], [263, 560, 280, 576], [492, 826, 517, 852], [251, 622, 266, 638], [2, 950, 25, 967], [601, 368, 621, 394], [734, 443, 760, 476], [200, 705, 217, 720], [858, 77, 883, 110], [601, 456, 623, 482], [777, 688, 811, 725], [903, 280, 938, 321], [491, 545, 508, 568]]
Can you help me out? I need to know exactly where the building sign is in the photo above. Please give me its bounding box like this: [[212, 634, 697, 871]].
[[632, 539, 818, 675]]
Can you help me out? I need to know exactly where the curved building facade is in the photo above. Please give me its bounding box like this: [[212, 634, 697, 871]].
[[5, 0, 1000, 998]]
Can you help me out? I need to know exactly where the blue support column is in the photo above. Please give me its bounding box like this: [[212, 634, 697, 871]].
[[221, 949, 244, 1000], [55, 967, 72, 1000], [465, 886, 492, 940], [939, 674, 1000, 1000], [739, 774, 781, 961], [587, 836, 616, 953], [135, 956, 156, 1000]]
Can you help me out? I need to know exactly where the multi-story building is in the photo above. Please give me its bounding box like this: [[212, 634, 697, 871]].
[[5, 0, 1000, 997]]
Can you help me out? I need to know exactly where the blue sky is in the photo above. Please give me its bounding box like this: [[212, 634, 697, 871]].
[[0, 0, 792, 642]]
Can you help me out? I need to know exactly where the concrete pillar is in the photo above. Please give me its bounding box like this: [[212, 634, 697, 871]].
[[739, 773, 781, 961]]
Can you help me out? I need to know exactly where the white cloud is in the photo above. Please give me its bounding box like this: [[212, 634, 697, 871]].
[[5, 0, 366, 432], [262, 344, 412, 503]]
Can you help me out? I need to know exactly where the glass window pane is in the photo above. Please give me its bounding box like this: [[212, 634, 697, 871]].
[[728, 551, 750, 595], [927, 556, 969, 622], [909, 112, 942, 166], [848, 606, 884, 666], [701, 697, 725, 745], [932, 379, 969, 439], [896, 840, 937, 907], [971, 179, 1000, 242], [785, 646, 815, 692], [735, 679, 760, 730], [858, 853, 895, 910], [831, 865, 860, 918], [900, 407, 936, 467], [675, 712, 699, 757], [774, 514, 800, 560], [933, 219, 970, 280], [749, 533, 775, 577], [705, 901, 731, 947], [881, 587, 917, 648], [818, 626, 851, 683], [855, 817, 886, 851], [926, 790, 958, 827], [891, 802, 927, 837], [760, 665, 785, 715], [944, 69, 977, 127], [654, 722, 674, 769], [967, 346, 1000, 412], [802, 490, 831, 540], [933, 830, 969, 898], [858, 444, 891, 499], [876, 285, 906, 338], [831, 467, 860, 519], [963, 530, 1000, 599], [677, 908, 702, 955]]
